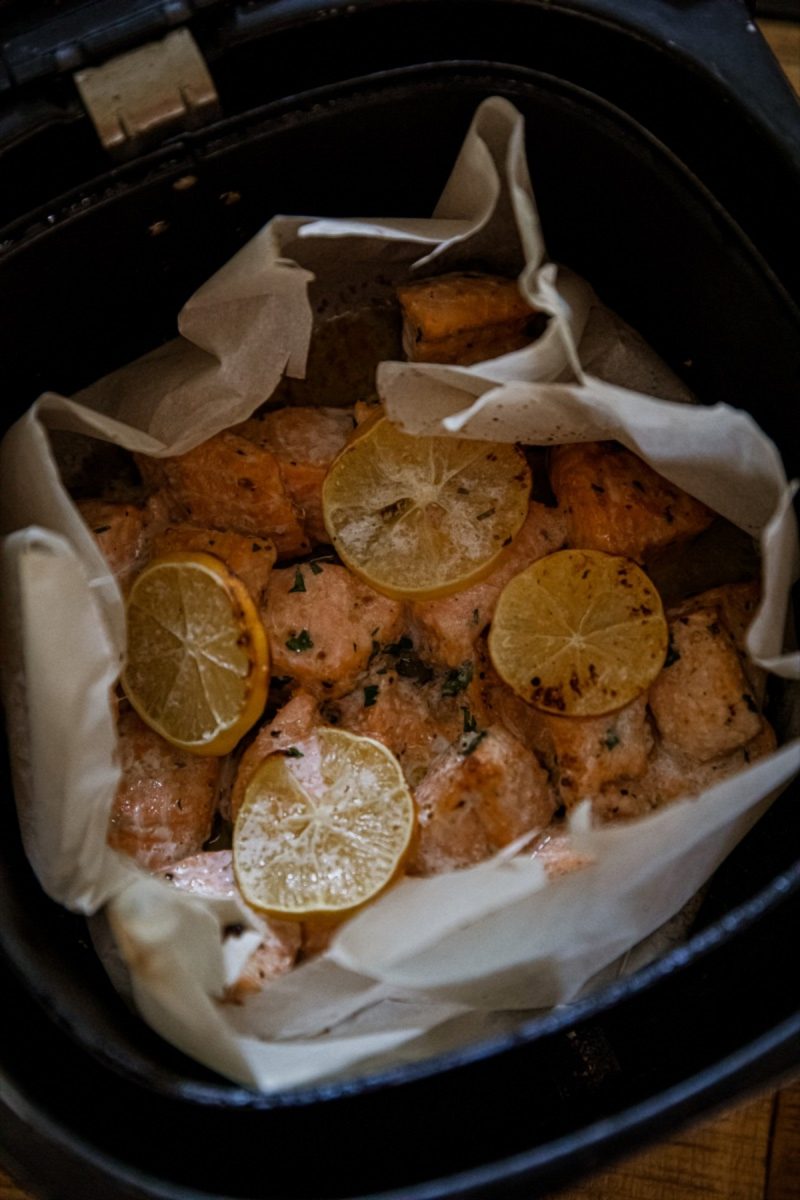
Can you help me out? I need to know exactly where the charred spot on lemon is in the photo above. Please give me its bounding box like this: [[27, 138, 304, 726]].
[[488, 549, 668, 717], [233, 728, 415, 919], [122, 552, 269, 756], [321, 416, 531, 600]]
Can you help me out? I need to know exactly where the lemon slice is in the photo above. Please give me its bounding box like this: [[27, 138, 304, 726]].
[[488, 549, 668, 717], [321, 416, 531, 599], [123, 551, 269, 755], [233, 728, 415, 918]]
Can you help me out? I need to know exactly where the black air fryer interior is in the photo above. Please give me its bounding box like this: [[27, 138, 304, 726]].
[[2, 3, 800, 1198]]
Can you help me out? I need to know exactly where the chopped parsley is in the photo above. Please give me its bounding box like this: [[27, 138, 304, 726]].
[[602, 731, 620, 751], [471, 608, 481, 626], [283, 746, 304, 758], [309, 556, 333, 575], [289, 567, 306, 593], [461, 706, 477, 733], [92, 524, 111, 534], [476, 508, 496, 521], [285, 629, 313, 653], [442, 661, 474, 696], [364, 684, 379, 708]]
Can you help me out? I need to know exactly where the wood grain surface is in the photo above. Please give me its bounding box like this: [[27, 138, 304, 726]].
[[2, 15, 799, 1200]]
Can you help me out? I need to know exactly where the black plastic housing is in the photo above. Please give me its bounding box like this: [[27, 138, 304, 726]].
[[1, 3, 800, 1197]]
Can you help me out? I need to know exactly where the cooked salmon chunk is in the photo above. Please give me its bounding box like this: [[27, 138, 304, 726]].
[[263, 562, 404, 698], [108, 708, 219, 870], [669, 580, 766, 703], [150, 524, 276, 604], [397, 272, 545, 365], [135, 431, 308, 559], [549, 441, 714, 562], [591, 720, 777, 822], [541, 695, 653, 808], [235, 407, 354, 544], [409, 724, 556, 875], [77, 499, 150, 589], [159, 850, 300, 1000], [649, 603, 763, 762], [409, 500, 568, 668], [326, 657, 464, 787], [230, 690, 319, 822]]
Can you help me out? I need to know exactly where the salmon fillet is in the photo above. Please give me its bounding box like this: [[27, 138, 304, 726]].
[[263, 562, 404, 698], [235, 406, 354, 544], [150, 523, 276, 604], [325, 655, 464, 788], [649, 603, 763, 762], [669, 580, 765, 703], [541, 695, 653, 809], [397, 272, 545, 365], [108, 708, 219, 870], [77, 499, 150, 589], [135, 431, 308, 559], [591, 720, 777, 822], [409, 724, 556, 875], [549, 441, 714, 562]]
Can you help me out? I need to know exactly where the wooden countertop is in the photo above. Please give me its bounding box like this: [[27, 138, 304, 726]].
[[2, 16, 799, 1200]]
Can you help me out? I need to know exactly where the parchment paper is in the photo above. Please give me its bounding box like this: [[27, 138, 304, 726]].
[[1, 97, 798, 1091]]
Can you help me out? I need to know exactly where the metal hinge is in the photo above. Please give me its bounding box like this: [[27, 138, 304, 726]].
[[74, 28, 220, 158]]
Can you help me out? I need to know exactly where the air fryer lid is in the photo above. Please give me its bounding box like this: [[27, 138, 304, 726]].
[[1, 3, 800, 1198]]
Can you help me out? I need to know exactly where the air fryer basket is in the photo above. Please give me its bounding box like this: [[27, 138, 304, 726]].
[[2, 3, 800, 1198]]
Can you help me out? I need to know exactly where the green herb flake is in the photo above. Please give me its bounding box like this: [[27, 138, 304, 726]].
[[285, 629, 313, 653], [461, 729, 487, 757], [92, 524, 111, 535], [603, 731, 620, 751], [289, 567, 306, 593], [471, 608, 480, 626], [461, 706, 477, 733], [309, 555, 333, 575], [364, 685, 380, 708], [476, 508, 496, 521], [442, 661, 474, 696], [283, 746, 304, 758]]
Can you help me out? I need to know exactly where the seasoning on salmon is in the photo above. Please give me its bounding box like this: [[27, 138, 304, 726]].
[[235, 406, 354, 544], [108, 708, 219, 870], [150, 524, 276, 604], [549, 441, 714, 563], [159, 850, 300, 1000], [135, 431, 309, 559], [408, 724, 556, 875], [397, 272, 546, 365], [263, 562, 404, 698]]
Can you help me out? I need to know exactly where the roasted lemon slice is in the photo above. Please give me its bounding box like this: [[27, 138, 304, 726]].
[[321, 416, 531, 600], [488, 549, 668, 717], [123, 552, 269, 756], [233, 728, 415, 919]]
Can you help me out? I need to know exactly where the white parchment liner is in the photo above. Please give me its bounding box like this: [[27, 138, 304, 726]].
[[1, 97, 799, 1091]]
